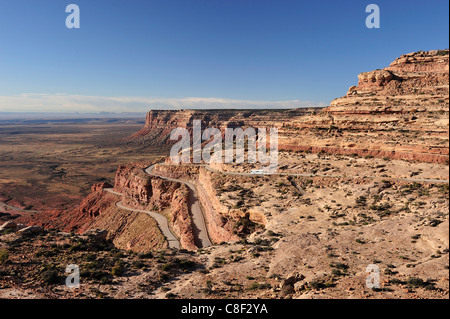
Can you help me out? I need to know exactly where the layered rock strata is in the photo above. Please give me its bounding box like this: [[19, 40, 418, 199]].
[[130, 50, 448, 164]]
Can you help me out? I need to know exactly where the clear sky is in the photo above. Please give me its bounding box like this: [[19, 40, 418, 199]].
[[0, 0, 448, 112]]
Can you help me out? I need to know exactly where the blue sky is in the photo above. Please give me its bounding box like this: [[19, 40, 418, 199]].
[[0, 0, 448, 112]]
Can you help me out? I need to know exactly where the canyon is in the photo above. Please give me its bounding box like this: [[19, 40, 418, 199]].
[[1, 49, 448, 299]]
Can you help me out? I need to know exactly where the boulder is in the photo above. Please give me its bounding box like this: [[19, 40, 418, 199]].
[[294, 281, 307, 292], [357, 70, 394, 88], [347, 85, 358, 96], [280, 273, 305, 296]]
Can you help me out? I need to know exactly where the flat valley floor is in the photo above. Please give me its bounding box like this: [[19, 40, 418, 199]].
[[0, 119, 166, 211]]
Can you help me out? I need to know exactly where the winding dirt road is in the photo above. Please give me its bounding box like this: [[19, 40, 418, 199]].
[[203, 165, 449, 184], [116, 201, 180, 249], [0, 202, 41, 213], [145, 164, 213, 248], [104, 188, 181, 249], [105, 161, 216, 250]]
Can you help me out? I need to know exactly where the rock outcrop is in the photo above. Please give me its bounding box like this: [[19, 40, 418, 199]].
[[330, 49, 449, 114], [315, 50, 449, 163]]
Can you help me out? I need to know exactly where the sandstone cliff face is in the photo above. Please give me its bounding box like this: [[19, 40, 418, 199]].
[[332, 50, 449, 113], [115, 165, 173, 209], [129, 50, 448, 165], [170, 186, 197, 250], [316, 50, 449, 163], [152, 162, 200, 180], [149, 163, 238, 243], [77, 191, 167, 252], [196, 167, 241, 243], [289, 50, 448, 164], [129, 108, 320, 146]]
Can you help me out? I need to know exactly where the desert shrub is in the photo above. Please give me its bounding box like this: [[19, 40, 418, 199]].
[[330, 262, 349, 270], [230, 255, 244, 262], [309, 280, 326, 290], [401, 182, 423, 194], [247, 282, 271, 290], [69, 243, 89, 252], [160, 263, 172, 271], [85, 253, 97, 261], [211, 257, 227, 268], [389, 278, 404, 285], [331, 269, 343, 276], [406, 277, 435, 290], [100, 276, 112, 285], [111, 261, 125, 277], [369, 202, 392, 211], [0, 249, 9, 265], [82, 269, 111, 281], [132, 260, 146, 269], [111, 251, 125, 259], [159, 272, 169, 282], [234, 214, 261, 237], [407, 277, 425, 288], [234, 200, 244, 208], [384, 268, 394, 275], [40, 269, 60, 284], [173, 258, 196, 270], [355, 196, 367, 206], [34, 249, 57, 258], [247, 282, 261, 290], [438, 184, 449, 193], [0, 228, 14, 235], [253, 238, 271, 246]]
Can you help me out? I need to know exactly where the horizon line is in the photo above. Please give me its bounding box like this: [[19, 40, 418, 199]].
[[0, 93, 329, 114]]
